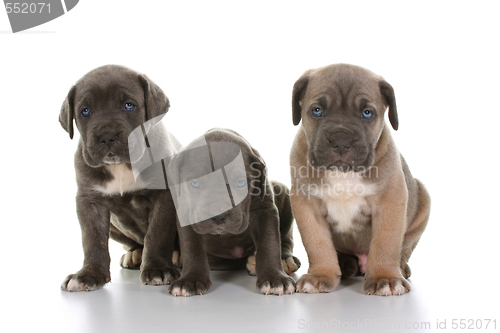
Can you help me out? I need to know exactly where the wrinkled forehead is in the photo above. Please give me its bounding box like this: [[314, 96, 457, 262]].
[[75, 71, 144, 102], [306, 69, 382, 104], [170, 140, 248, 181]]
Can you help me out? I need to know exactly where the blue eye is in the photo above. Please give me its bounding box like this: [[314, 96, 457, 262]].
[[81, 108, 91, 117], [191, 180, 200, 188], [124, 103, 135, 111], [362, 109, 374, 119], [236, 179, 247, 187], [312, 107, 323, 117]]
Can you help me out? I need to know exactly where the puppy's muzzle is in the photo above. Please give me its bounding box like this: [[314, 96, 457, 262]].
[[212, 212, 229, 225], [98, 132, 120, 149], [328, 131, 356, 163]]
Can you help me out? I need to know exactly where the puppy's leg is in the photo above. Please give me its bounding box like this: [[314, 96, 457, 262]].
[[274, 182, 301, 275], [400, 179, 431, 279], [292, 193, 342, 293], [169, 220, 211, 297], [109, 225, 144, 269], [364, 175, 411, 296], [251, 206, 296, 295], [61, 197, 111, 292], [140, 191, 180, 285]]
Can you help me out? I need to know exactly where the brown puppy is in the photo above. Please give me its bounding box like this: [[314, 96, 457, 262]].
[[290, 64, 430, 296], [59, 65, 181, 291]]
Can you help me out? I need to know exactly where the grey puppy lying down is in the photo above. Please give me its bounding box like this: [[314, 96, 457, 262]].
[[166, 128, 300, 296]]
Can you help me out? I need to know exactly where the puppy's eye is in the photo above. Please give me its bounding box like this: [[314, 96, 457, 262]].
[[311, 107, 323, 117], [124, 103, 135, 111], [191, 180, 201, 188], [81, 108, 91, 117], [236, 179, 247, 188], [362, 109, 374, 119]]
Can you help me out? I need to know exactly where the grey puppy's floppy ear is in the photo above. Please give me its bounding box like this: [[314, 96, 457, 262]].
[[379, 80, 399, 131], [138, 74, 170, 121], [59, 85, 76, 139], [249, 147, 268, 200]]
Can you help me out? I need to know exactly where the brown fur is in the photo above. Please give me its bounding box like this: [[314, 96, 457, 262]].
[[289, 64, 430, 295]]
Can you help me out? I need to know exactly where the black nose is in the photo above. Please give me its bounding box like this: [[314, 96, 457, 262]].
[[213, 212, 229, 225], [97, 133, 119, 148], [329, 139, 352, 156]]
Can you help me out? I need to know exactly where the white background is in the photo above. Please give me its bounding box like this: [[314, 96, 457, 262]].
[[1, 1, 499, 332]]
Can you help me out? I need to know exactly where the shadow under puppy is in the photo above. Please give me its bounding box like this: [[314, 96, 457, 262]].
[[166, 129, 300, 296], [59, 65, 181, 291]]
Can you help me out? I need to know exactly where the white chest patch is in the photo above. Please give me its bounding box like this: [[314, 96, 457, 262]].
[[93, 164, 143, 196], [309, 171, 377, 233]]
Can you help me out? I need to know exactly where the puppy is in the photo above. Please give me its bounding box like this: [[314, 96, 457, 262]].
[[166, 129, 300, 296], [290, 64, 430, 296], [59, 65, 181, 291]]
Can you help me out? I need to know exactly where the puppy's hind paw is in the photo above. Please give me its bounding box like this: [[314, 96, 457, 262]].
[[282, 256, 301, 275], [246, 255, 256, 276], [120, 248, 143, 269]]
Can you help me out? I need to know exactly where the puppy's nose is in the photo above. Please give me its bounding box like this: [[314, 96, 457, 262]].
[[213, 212, 229, 225], [329, 139, 352, 156], [98, 133, 119, 148]]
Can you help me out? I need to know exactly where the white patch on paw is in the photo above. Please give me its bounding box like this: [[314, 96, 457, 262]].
[[375, 280, 407, 296], [282, 257, 299, 275], [66, 278, 99, 292], [172, 251, 182, 267], [170, 286, 193, 297], [66, 279, 83, 292], [246, 255, 256, 276], [260, 283, 286, 296], [120, 248, 142, 268], [300, 281, 320, 293]]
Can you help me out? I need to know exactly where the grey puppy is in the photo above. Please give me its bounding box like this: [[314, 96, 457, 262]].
[[59, 65, 181, 291], [166, 129, 300, 296]]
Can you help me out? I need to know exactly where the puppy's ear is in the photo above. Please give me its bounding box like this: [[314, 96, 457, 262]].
[[59, 85, 76, 139], [379, 80, 398, 131], [249, 147, 268, 200], [138, 74, 170, 121], [292, 72, 310, 126]]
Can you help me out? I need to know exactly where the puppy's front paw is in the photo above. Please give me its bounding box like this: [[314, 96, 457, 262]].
[[61, 269, 110, 292], [168, 278, 211, 297], [364, 276, 411, 296], [257, 273, 296, 295], [282, 256, 301, 275], [120, 248, 143, 269], [296, 273, 341, 293], [140, 266, 180, 285]]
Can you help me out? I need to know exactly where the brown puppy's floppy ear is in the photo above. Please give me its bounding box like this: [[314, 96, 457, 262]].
[[379, 80, 399, 131], [292, 72, 310, 126], [138, 74, 170, 121], [249, 147, 268, 200], [59, 85, 76, 139]]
